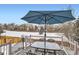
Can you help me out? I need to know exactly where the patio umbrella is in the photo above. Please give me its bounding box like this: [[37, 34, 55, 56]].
[[21, 10, 75, 55]]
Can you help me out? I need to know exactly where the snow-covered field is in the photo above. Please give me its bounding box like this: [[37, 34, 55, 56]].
[[1, 30, 68, 42]]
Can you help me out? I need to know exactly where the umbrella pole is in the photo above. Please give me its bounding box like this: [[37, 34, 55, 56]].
[[44, 16, 47, 55]]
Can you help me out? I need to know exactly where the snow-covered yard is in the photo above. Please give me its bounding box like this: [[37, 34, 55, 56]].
[[1, 30, 68, 42]]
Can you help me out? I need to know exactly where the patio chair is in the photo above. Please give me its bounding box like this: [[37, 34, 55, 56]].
[[27, 50, 36, 55], [56, 50, 66, 55], [35, 48, 44, 52], [46, 50, 55, 55]]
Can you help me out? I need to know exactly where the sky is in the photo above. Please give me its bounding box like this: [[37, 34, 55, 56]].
[[0, 4, 79, 25]]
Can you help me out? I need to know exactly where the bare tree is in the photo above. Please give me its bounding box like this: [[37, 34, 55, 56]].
[[74, 19, 79, 42]]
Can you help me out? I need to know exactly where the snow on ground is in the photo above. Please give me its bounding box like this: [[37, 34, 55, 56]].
[[11, 42, 31, 51], [0, 30, 79, 55], [0, 30, 72, 54], [1, 30, 68, 42], [11, 43, 23, 53]]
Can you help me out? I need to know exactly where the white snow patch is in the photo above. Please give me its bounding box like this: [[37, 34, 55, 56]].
[[1, 30, 68, 42]]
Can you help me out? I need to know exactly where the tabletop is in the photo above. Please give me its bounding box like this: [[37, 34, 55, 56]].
[[31, 41, 61, 51]]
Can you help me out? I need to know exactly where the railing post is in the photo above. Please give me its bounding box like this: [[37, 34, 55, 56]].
[[8, 43, 12, 55]]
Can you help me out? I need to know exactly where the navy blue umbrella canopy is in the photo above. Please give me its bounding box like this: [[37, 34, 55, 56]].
[[21, 10, 75, 24], [21, 10, 75, 55]]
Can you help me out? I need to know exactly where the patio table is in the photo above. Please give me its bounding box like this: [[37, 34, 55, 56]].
[[31, 41, 61, 55]]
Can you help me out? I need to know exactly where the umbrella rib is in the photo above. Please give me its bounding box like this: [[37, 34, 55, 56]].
[[52, 14, 74, 19], [47, 16, 63, 23], [21, 15, 42, 19], [28, 16, 44, 23], [31, 11, 45, 15], [32, 10, 71, 16], [46, 10, 71, 16], [32, 11, 66, 15]]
